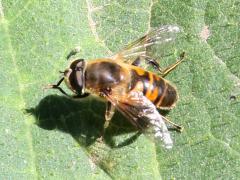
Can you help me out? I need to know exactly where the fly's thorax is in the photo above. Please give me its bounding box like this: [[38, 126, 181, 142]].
[[85, 60, 129, 90]]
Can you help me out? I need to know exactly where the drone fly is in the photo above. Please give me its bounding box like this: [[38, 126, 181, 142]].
[[47, 25, 185, 149]]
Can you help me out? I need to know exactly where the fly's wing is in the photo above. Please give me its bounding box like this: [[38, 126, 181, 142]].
[[111, 25, 181, 65], [103, 90, 173, 149]]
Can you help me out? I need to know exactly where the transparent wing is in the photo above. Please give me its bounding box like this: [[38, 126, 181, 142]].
[[112, 25, 181, 65], [103, 90, 173, 149]]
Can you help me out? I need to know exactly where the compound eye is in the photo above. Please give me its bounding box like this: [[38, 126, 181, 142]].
[[70, 59, 85, 70], [75, 67, 82, 71], [68, 59, 86, 95]]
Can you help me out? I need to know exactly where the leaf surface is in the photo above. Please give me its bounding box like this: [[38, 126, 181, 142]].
[[0, 0, 239, 179]]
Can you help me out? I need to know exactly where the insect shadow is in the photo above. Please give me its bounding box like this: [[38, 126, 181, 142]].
[[26, 95, 143, 148]]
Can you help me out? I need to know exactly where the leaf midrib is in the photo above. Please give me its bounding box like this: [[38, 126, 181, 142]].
[[0, 1, 38, 178]]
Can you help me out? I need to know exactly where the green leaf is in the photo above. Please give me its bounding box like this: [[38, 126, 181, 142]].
[[0, 0, 239, 179]]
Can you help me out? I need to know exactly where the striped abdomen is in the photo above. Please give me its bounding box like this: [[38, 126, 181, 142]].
[[129, 67, 178, 109]]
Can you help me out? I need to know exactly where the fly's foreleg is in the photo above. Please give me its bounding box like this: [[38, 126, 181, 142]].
[[44, 77, 70, 96], [45, 77, 89, 98]]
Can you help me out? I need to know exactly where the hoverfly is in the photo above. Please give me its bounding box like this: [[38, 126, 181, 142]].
[[47, 25, 185, 149]]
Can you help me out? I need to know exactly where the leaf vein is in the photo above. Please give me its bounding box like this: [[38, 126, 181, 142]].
[[9, 1, 32, 23], [0, 0, 38, 178], [85, 0, 112, 55]]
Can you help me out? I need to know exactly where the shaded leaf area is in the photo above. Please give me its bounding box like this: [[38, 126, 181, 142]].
[[27, 95, 160, 179], [1, 0, 240, 179], [26, 95, 140, 148]]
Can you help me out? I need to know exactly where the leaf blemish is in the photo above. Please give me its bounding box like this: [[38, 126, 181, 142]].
[[199, 25, 210, 42], [230, 95, 236, 100]]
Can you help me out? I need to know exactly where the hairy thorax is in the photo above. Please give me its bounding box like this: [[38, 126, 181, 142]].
[[85, 59, 130, 93]]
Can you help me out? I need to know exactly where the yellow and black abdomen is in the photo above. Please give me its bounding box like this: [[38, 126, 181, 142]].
[[129, 67, 178, 109]]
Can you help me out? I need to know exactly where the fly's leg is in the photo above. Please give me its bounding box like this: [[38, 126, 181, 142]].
[[97, 89, 116, 142], [97, 102, 115, 142], [102, 88, 115, 131], [132, 52, 185, 77], [157, 52, 185, 77], [44, 77, 70, 96], [104, 101, 116, 129], [45, 77, 90, 98], [161, 115, 183, 132]]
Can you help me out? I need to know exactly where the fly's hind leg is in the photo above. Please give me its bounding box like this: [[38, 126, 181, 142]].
[[161, 115, 184, 132], [158, 52, 185, 77], [141, 52, 186, 77]]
